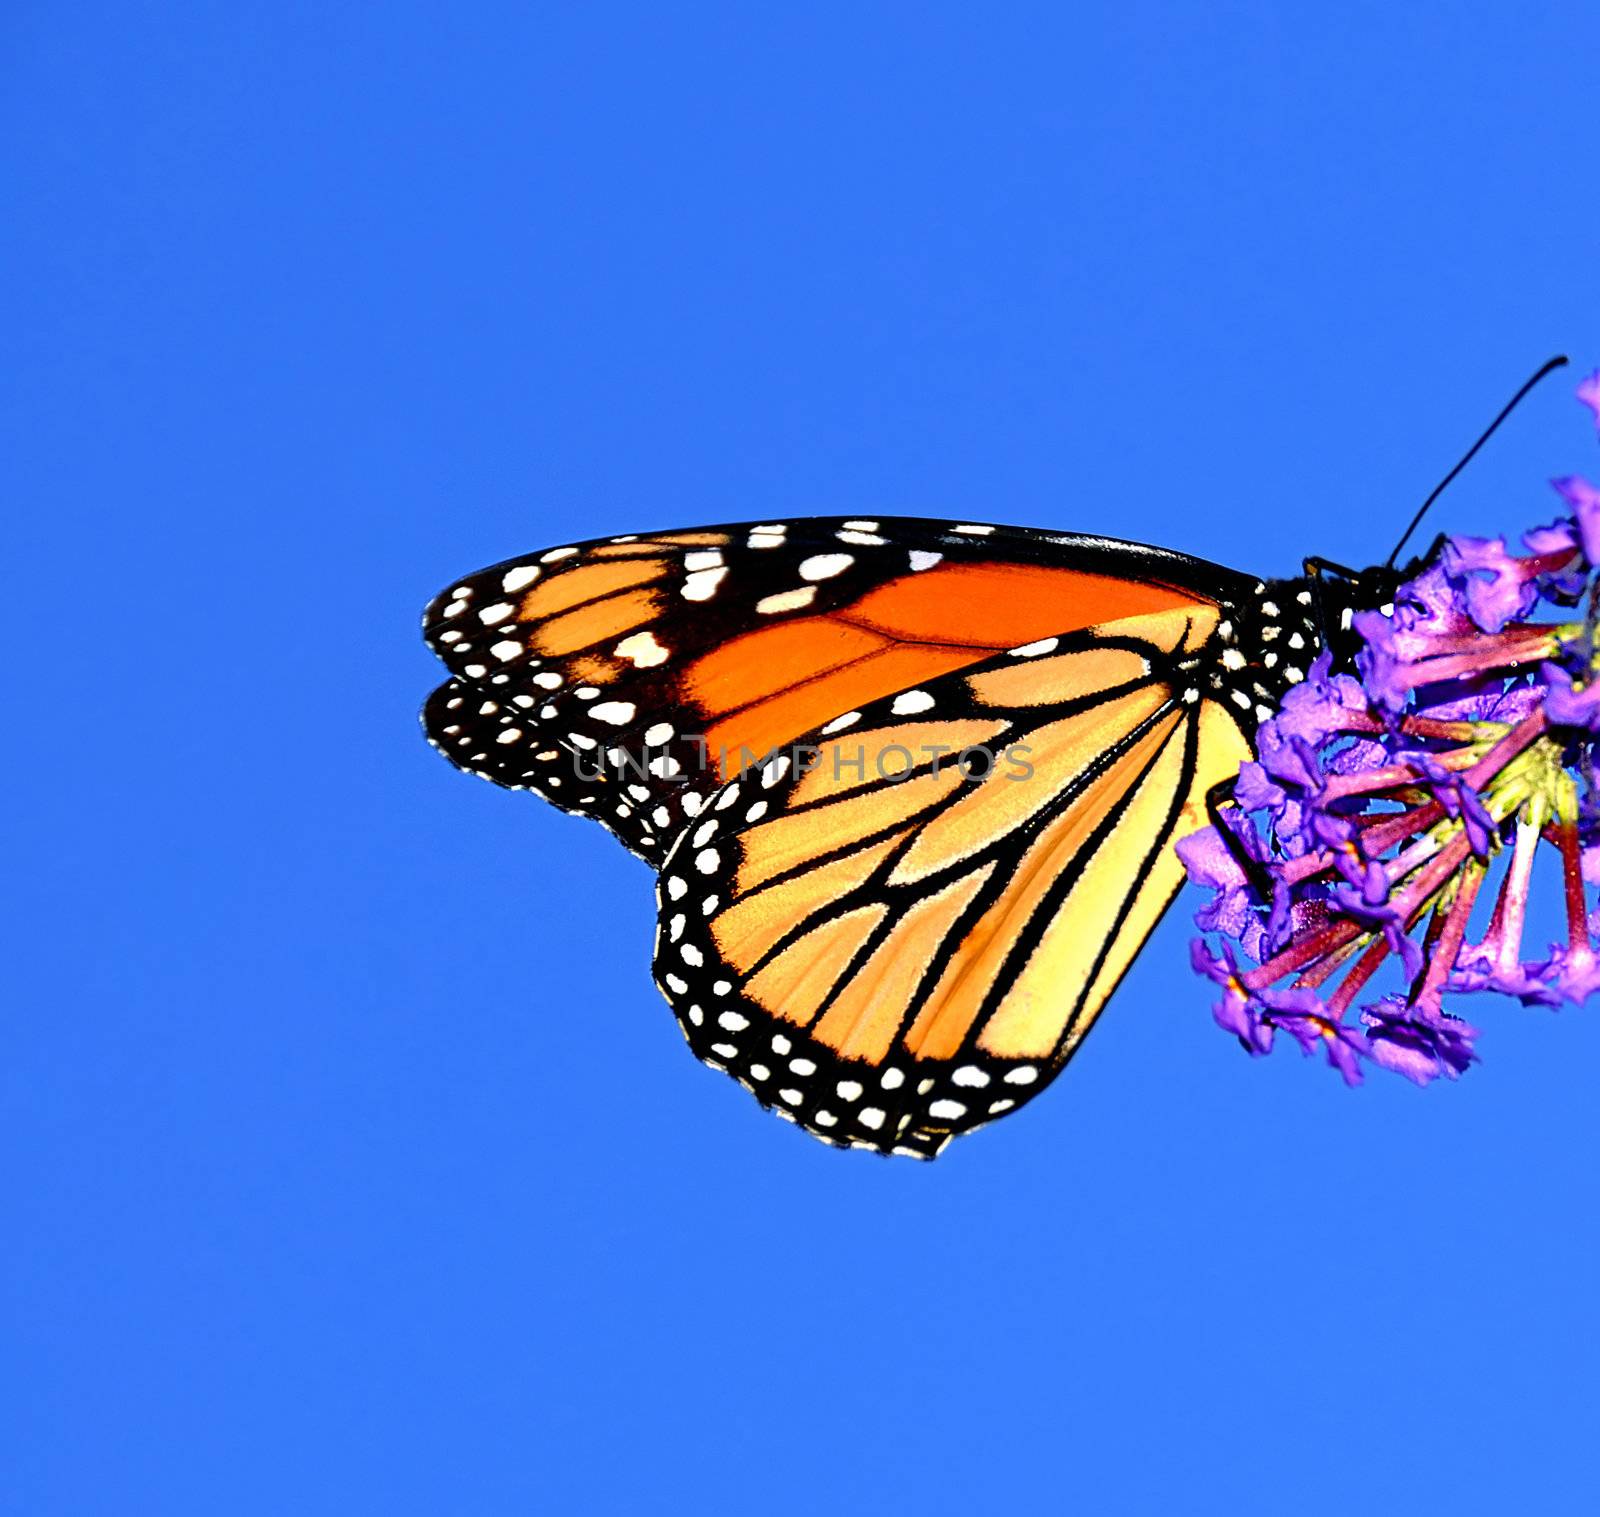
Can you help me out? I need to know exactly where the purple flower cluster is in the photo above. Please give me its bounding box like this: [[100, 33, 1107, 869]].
[[1182, 371, 1600, 1086]]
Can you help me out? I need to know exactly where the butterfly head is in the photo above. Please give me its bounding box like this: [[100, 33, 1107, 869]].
[[1299, 551, 1434, 670], [1204, 552, 1423, 730]]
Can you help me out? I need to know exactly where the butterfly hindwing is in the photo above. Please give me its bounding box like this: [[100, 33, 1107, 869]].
[[650, 605, 1254, 1156]]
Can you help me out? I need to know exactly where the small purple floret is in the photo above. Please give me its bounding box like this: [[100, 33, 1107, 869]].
[[1361, 997, 1479, 1084], [1441, 535, 1542, 632], [1577, 369, 1600, 433], [1552, 475, 1600, 564]]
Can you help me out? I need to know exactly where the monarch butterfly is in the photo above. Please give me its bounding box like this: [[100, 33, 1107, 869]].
[[420, 365, 1564, 1158], [425, 517, 1380, 1153]]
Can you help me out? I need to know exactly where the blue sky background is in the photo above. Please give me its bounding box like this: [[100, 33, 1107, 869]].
[[7, 5, 1598, 1513]]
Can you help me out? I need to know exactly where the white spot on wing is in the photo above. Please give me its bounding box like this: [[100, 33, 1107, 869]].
[[682, 567, 728, 601], [798, 553, 853, 581], [1011, 637, 1059, 658], [755, 587, 817, 615], [615, 630, 669, 668]]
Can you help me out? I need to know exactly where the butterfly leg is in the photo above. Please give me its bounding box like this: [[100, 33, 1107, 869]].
[[1301, 555, 1362, 582], [1303, 531, 1446, 588], [1204, 774, 1274, 902], [1301, 555, 1405, 668]]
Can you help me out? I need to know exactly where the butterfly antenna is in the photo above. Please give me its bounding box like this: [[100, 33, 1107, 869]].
[[1385, 354, 1570, 568]]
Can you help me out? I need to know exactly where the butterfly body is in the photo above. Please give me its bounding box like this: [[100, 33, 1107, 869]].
[[424, 516, 1328, 1155]]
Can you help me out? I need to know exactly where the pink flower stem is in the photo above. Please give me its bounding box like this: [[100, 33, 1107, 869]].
[[1463, 707, 1549, 790], [1395, 625, 1558, 663], [1554, 819, 1591, 957], [1324, 935, 1392, 1020], [1323, 763, 1453, 802], [1332, 765, 1423, 798], [1414, 860, 1487, 1005], [1398, 718, 1484, 741], [1521, 548, 1584, 579], [1322, 713, 1478, 741], [1243, 920, 1364, 990], [1395, 640, 1558, 688], [1294, 937, 1364, 991], [1487, 817, 1539, 979], [1359, 800, 1448, 857]]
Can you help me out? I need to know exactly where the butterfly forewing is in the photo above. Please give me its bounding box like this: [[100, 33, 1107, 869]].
[[421, 517, 1237, 864]]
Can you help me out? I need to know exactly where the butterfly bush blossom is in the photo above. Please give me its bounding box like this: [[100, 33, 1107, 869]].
[[1181, 371, 1600, 1086]]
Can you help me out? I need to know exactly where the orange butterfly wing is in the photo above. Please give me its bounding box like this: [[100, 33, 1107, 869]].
[[422, 518, 1218, 863], [650, 606, 1254, 1155]]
